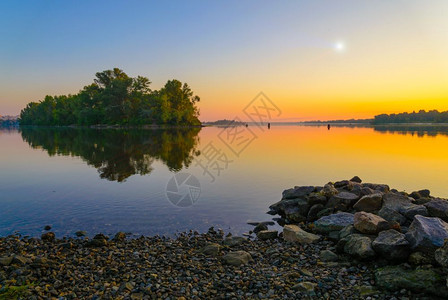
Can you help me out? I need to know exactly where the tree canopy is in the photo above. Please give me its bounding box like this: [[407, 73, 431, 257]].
[[19, 68, 201, 126], [373, 110, 448, 124]]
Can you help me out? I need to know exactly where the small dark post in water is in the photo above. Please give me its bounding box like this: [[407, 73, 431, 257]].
[[268, 122, 271, 129], [327, 124, 331, 130], [246, 124, 248, 127]]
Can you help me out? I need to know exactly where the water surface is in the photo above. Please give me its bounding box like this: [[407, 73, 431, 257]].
[[1, 125, 447, 237]]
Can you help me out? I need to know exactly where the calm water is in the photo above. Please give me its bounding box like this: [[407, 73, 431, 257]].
[[1, 125, 448, 238]]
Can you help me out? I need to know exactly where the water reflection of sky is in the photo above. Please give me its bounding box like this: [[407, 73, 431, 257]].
[[1, 125, 448, 238]]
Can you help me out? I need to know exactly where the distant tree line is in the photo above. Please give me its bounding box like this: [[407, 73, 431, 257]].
[[19, 68, 201, 126], [0, 119, 19, 127], [374, 110, 448, 124]]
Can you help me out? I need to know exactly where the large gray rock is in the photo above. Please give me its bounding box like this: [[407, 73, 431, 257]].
[[425, 198, 448, 222], [269, 198, 310, 222], [307, 193, 327, 206], [343, 234, 376, 259], [222, 251, 253, 266], [378, 207, 407, 225], [405, 215, 448, 253], [354, 212, 389, 234], [283, 225, 320, 244], [435, 240, 448, 268], [200, 243, 221, 256], [257, 230, 278, 240], [382, 192, 413, 212], [307, 204, 324, 222], [314, 212, 354, 233], [322, 183, 338, 198], [326, 192, 359, 211], [320, 250, 338, 262], [282, 186, 315, 199], [399, 204, 428, 220], [223, 236, 247, 247], [363, 183, 390, 193], [374, 265, 448, 296], [353, 193, 383, 212], [372, 229, 410, 261]]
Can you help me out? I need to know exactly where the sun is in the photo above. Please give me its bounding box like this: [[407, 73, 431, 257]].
[[334, 41, 346, 53]]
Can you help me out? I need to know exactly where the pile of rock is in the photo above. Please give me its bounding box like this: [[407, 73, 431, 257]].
[[268, 177, 448, 297]]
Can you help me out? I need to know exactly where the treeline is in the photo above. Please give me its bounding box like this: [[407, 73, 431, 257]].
[[19, 68, 201, 126], [374, 110, 448, 124]]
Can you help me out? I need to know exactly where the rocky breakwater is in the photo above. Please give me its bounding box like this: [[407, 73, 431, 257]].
[[268, 177, 448, 297]]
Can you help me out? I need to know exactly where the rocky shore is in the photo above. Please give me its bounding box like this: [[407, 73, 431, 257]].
[[1, 177, 448, 299]]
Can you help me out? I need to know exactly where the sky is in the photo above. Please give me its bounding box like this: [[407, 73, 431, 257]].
[[1, 0, 448, 121]]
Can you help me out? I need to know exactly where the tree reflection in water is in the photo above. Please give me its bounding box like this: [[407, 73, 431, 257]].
[[20, 127, 201, 182]]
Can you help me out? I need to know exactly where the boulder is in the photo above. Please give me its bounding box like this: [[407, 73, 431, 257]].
[[307, 204, 324, 222], [372, 229, 410, 261], [282, 186, 315, 199], [257, 230, 278, 240], [363, 183, 390, 193], [200, 243, 221, 256], [113, 232, 127, 242], [378, 207, 407, 225], [425, 198, 448, 222], [382, 192, 413, 212], [350, 176, 362, 183], [405, 215, 448, 253], [292, 282, 316, 294], [319, 250, 338, 262], [222, 251, 253, 266], [353, 193, 383, 212], [253, 223, 268, 233], [343, 234, 376, 259], [0, 256, 13, 266], [339, 225, 356, 240], [283, 225, 320, 244], [307, 193, 327, 206], [435, 240, 448, 268], [269, 199, 310, 222], [399, 204, 428, 220], [41, 232, 55, 242], [322, 183, 338, 198], [326, 192, 359, 211], [314, 212, 354, 233], [374, 265, 448, 296], [354, 212, 389, 234]]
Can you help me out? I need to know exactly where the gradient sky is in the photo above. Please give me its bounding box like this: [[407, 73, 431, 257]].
[[1, 1, 447, 121]]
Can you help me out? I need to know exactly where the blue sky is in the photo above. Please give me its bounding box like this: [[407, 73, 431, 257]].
[[1, 1, 447, 120]]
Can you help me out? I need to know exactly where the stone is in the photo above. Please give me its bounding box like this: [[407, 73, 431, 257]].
[[307, 193, 327, 206], [356, 286, 378, 297], [405, 215, 448, 253], [378, 207, 407, 225], [283, 225, 320, 243], [307, 204, 324, 222], [223, 236, 247, 247], [256, 230, 278, 240], [253, 223, 268, 233], [326, 192, 359, 211], [353, 193, 383, 212], [0, 256, 13, 266], [363, 183, 390, 193], [282, 186, 315, 199], [382, 192, 413, 212], [246, 221, 275, 226], [12, 255, 31, 265], [339, 225, 356, 240], [319, 250, 338, 262], [372, 229, 410, 261], [343, 234, 376, 259], [408, 252, 432, 265], [435, 240, 448, 268], [334, 180, 352, 189], [316, 207, 333, 219], [41, 232, 55, 242], [314, 212, 354, 233], [350, 176, 362, 183], [399, 204, 428, 220], [425, 198, 448, 222], [222, 251, 253, 266], [269, 199, 310, 222], [322, 183, 338, 198], [113, 232, 127, 242], [354, 212, 389, 234], [292, 282, 316, 293], [75, 231, 87, 237], [44, 225, 52, 231], [200, 243, 221, 256], [374, 265, 448, 296]]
